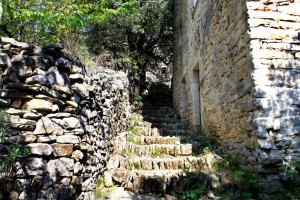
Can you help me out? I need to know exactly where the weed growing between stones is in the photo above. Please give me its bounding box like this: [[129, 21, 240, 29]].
[[126, 114, 144, 137], [277, 160, 300, 199], [127, 127, 143, 137], [126, 133, 142, 145], [132, 95, 143, 110], [181, 130, 216, 154], [0, 109, 30, 195], [128, 162, 142, 170], [151, 149, 164, 157], [121, 149, 134, 157], [215, 156, 258, 199], [177, 169, 205, 200], [94, 176, 116, 199], [176, 155, 258, 200]]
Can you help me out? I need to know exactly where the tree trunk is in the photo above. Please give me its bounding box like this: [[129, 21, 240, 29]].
[[0, 2, 2, 20]]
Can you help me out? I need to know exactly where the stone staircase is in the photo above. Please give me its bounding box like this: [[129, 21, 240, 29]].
[[105, 84, 222, 199]]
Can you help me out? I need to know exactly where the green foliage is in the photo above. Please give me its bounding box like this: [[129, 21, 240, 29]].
[[150, 149, 164, 158], [180, 188, 204, 200], [127, 115, 143, 136], [0, 109, 9, 140], [277, 160, 300, 199], [86, 0, 174, 95], [202, 147, 211, 155], [0, 0, 138, 43], [178, 169, 205, 200], [129, 114, 141, 128], [220, 155, 240, 172], [181, 130, 216, 155], [0, 109, 29, 181], [127, 127, 143, 136], [121, 148, 134, 157], [94, 176, 116, 199], [133, 95, 143, 108], [215, 155, 258, 199], [128, 161, 141, 170], [126, 133, 141, 145]]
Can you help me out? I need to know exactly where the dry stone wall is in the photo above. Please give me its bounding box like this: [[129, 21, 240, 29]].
[[247, 0, 300, 197], [0, 37, 130, 200], [173, 0, 300, 197]]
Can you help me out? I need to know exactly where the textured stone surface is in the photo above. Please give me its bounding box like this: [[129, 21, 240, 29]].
[[0, 53, 11, 67], [25, 157, 47, 176], [0, 38, 131, 199], [7, 115, 36, 131], [173, 0, 300, 195], [52, 143, 73, 157], [22, 99, 53, 112], [34, 117, 64, 135], [56, 135, 80, 144], [173, 0, 255, 168], [27, 143, 54, 156]]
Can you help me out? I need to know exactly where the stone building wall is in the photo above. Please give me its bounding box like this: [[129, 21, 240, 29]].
[[0, 37, 130, 200], [173, 0, 256, 168], [247, 0, 300, 196], [173, 0, 300, 196]]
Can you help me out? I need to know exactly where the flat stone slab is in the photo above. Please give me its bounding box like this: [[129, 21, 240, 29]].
[[109, 187, 160, 200]]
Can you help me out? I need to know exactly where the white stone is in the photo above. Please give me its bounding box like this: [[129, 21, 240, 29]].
[[61, 117, 81, 129], [27, 143, 53, 156], [22, 99, 53, 112], [57, 135, 81, 144], [34, 117, 64, 135], [104, 171, 113, 187]]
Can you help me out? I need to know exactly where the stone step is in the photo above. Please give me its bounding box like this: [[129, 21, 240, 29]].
[[141, 107, 171, 112], [130, 126, 160, 137], [126, 135, 180, 145], [143, 116, 180, 124], [109, 187, 161, 200], [150, 123, 189, 131], [108, 155, 214, 171], [141, 110, 178, 118], [122, 143, 193, 157], [111, 169, 225, 196], [159, 129, 193, 137], [112, 169, 186, 195]]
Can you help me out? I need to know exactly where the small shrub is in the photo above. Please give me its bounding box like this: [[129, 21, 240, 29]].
[[202, 147, 211, 155], [0, 109, 30, 194], [277, 159, 300, 199], [151, 149, 164, 157], [94, 176, 116, 199], [177, 169, 205, 200], [128, 162, 141, 170], [121, 149, 134, 157], [181, 130, 216, 154], [133, 95, 143, 106], [214, 155, 258, 199], [126, 133, 141, 145]]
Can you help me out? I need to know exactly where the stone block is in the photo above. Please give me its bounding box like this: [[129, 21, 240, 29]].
[[57, 135, 81, 144], [52, 143, 73, 157], [27, 143, 53, 156], [22, 99, 54, 112]]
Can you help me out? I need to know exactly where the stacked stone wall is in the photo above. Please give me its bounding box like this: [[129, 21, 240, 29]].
[[247, 0, 300, 196], [173, 0, 300, 197], [0, 37, 130, 199]]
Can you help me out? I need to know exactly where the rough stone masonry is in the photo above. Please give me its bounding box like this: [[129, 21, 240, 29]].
[[173, 0, 300, 197], [0, 37, 130, 199]]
